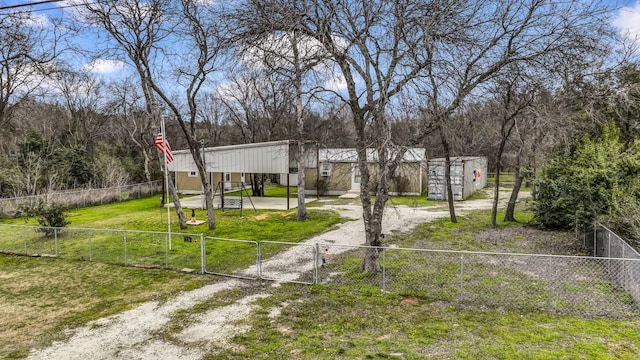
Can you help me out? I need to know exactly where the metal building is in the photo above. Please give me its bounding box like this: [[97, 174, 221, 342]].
[[168, 140, 316, 193], [427, 157, 487, 201]]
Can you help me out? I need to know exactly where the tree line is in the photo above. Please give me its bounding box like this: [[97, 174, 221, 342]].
[[1, 0, 639, 269]]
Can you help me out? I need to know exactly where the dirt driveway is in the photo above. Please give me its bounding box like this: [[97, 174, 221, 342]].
[[28, 191, 518, 359]]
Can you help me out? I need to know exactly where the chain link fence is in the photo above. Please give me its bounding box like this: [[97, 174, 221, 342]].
[[578, 222, 640, 312], [1, 223, 638, 317], [316, 244, 638, 317], [0, 181, 162, 217], [0, 224, 203, 272]]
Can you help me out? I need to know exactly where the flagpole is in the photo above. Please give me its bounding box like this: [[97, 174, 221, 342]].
[[161, 118, 172, 250]]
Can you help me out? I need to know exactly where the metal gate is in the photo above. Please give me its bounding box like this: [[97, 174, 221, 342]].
[[259, 241, 317, 284], [203, 238, 318, 284], [203, 237, 259, 279]]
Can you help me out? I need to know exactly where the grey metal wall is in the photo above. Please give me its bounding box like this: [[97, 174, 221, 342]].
[[427, 157, 487, 201], [461, 157, 488, 199]]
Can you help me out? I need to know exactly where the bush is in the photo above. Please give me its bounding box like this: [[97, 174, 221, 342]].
[[532, 123, 640, 230], [15, 201, 70, 236]]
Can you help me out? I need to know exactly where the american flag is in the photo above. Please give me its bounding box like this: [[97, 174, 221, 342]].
[[154, 132, 174, 163]]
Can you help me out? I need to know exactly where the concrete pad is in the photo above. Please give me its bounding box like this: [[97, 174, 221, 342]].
[[186, 220, 205, 226], [339, 191, 360, 199], [172, 195, 317, 210]]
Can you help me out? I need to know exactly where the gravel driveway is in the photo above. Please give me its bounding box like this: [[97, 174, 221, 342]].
[[28, 193, 511, 359]]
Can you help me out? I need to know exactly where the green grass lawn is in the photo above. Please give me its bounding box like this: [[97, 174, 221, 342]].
[[0, 194, 348, 274], [487, 172, 517, 183], [2, 196, 639, 359], [199, 283, 640, 359], [158, 210, 640, 359]]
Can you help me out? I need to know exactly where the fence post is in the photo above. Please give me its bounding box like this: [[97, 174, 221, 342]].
[[54, 228, 58, 257], [123, 231, 128, 266], [607, 230, 611, 276], [258, 242, 263, 279], [593, 225, 597, 257], [314, 243, 319, 284], [23, 226, 27, 255], [546, 257, 552, 312], [382, 247, 386, 292], [622, 244, 627, 290], [200, 234, 205, 274], [165, 233, 169, 269], [459, 254, 464, 301]]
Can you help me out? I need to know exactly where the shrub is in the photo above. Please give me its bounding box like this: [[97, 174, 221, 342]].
[[532, 123, 640, 231], [15, 201, 70, 236]]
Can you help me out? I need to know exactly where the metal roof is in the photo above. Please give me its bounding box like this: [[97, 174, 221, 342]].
[[167, 141, 426, 173], [320, 148, 426, 163], [168, 140, 294, 173]]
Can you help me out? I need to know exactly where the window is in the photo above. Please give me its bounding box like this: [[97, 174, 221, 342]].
[[320, 163, 332, 177], [188, 171, 198, 177]]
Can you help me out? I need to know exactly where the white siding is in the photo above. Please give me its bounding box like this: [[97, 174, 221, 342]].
[[167, 141, 292, 173]]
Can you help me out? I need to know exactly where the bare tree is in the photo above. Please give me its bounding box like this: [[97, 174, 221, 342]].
[[195, 92, 228, 146], [105, 77, 156, 182], [228, 23, 330, 220], [52, 70, 110, 150], [237, 0, 438, 271], [218, 68, 295, 197], [218, 69, 293, 144], [416, 0, 616, 223], [0, 11, 63, 152], [485, 70, 536, 227], [79, 0, 189, 228]]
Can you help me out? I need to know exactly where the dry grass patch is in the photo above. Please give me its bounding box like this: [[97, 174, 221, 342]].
[[0, 254, 209, 358]]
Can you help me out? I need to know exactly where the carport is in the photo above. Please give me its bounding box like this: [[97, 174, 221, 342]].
[[168, 140, 319, 209]]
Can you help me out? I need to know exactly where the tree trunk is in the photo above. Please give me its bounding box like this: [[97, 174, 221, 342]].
[[167, 174, 187, 229], [203, 173, 216, 229], [504, 163, 523, 222], [292, 30, 307, 222], [440, 126, 457, 223], [361, 147, 398, 272], [252, 174, 263, 196], [297, 142, 307, 221], [491, 166, 500, 227], [193, 146, 216, 229], [142, 148, 152, 183], [362, 219, 384, 272], [160, 174, 166, 207]]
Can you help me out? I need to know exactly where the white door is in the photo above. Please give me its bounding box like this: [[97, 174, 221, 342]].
[[351, 164, 361, 191], [224, 172, 231, 190]]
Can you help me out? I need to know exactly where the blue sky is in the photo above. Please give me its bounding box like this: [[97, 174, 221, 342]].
[[1, 0, 640, 94], [614, 0, 640, 40]]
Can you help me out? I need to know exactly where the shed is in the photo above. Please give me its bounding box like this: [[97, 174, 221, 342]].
[[304, 148, 427, 196], [427, 157, 487, 201]]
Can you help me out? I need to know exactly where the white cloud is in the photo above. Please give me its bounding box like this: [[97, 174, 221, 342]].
[[6, 10, 50, 27], [325, 73, 348, 91], [241, 32, 329, 71], [613, 2, 640, 40], [83, 59, 126, 74], [24, 13, 50, 27]]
